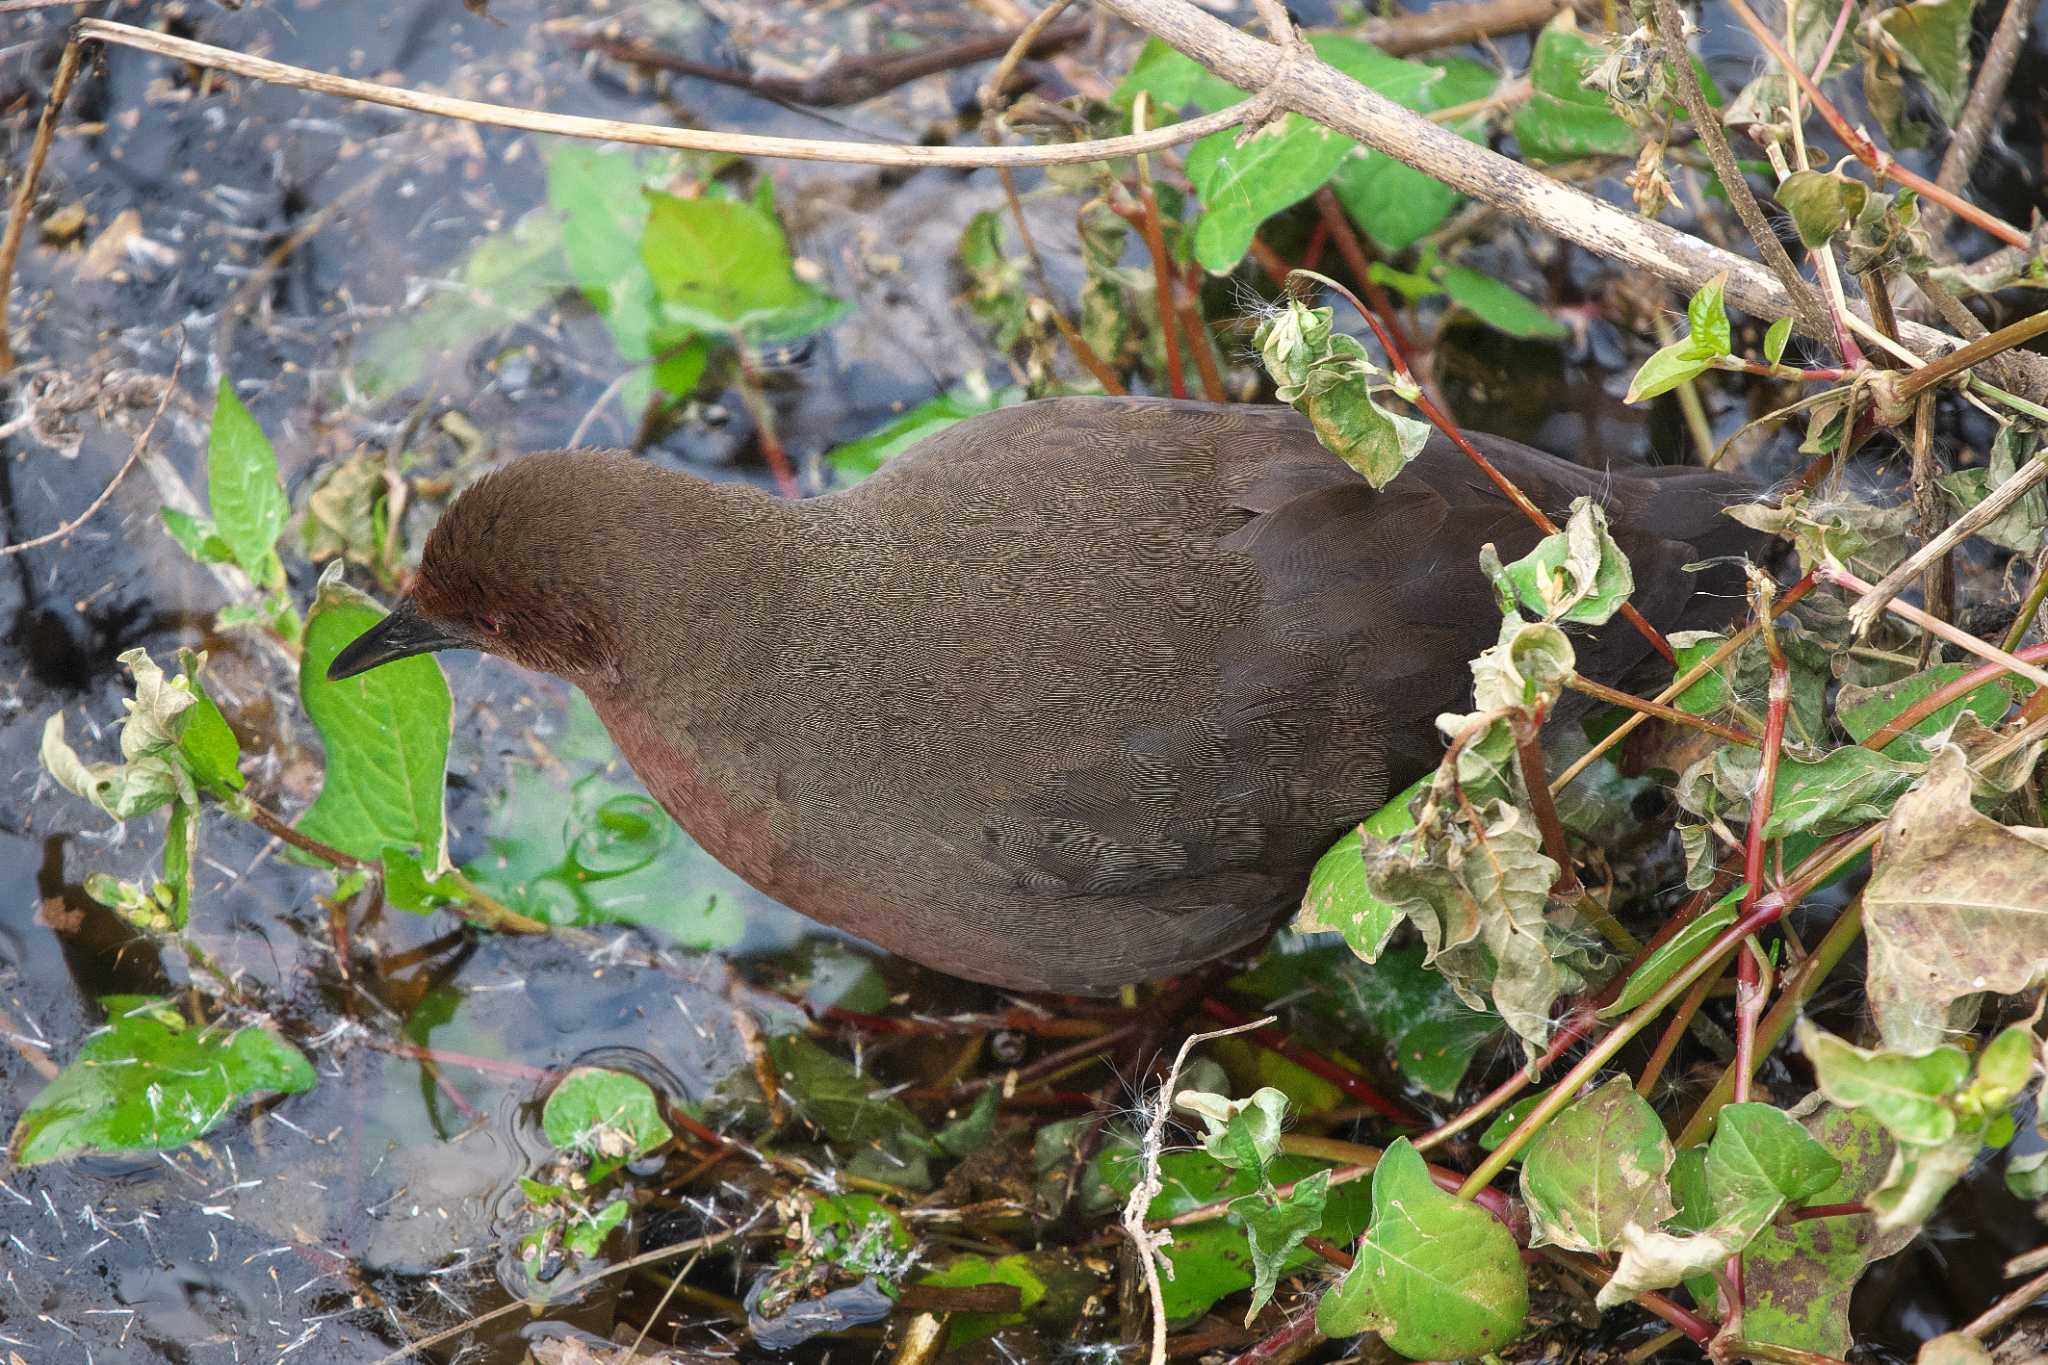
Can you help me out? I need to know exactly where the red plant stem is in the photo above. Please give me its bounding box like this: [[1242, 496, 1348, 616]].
[[1512, 707, 1583, 896], [372, 1038, 556, 1083], [1565, 673, 1759, 746], [1312, 187, 1418, 365], [1722, 0, 2029, 250], [1179, 264, 1229, 403], [1541, 1249, 1715, 1344], [1785, 1200, 1869, 1222], [1122, 170, 1189, 398], [1720, 358, 1853, 381], [1302, 1235, 1355, 1269], [1301, 217, 1331, 274], [1734, 597, 1791, 1110], [1223, 1307, 1322, 1365], [1861, 641, 2048, 750], [1299, 268, 1677, 664], [1198, 997, 1422, 1125]]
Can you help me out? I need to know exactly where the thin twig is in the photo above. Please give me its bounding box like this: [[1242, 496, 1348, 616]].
[[1649, 0, 1825, 339], [1564, 673, 1759, 746], [979, 0, 1080, 112], [1894, 305, 2048, 405], [1923, 0, 2031, 241], [0, 35, 84, 372], [77, 18, 1274, 170]]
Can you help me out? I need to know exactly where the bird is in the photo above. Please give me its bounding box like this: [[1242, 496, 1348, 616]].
[[327, 396, 1764, 995]]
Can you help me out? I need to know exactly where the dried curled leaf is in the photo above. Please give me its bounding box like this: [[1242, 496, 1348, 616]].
[[1863, 747, 2048, 1051]]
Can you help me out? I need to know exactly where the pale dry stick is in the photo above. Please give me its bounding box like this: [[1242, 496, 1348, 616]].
[[978, 0, 1078, 112], [1820, 562, 2048, 689], [0, 35, 83, 372], [1124, 1015, 1274, 1365], [1085, 0, 2006, 381], [1844, 448, 2048, 637], [367, 1226, 745, 1365], [1923, 0, 2032, 243], [1649, 0, 1826, 340], [0, 347, 179, 556], [74, 19, 1270, 170], [1960, 1265, 2048, 1341], [72, 11, 2004, 388]]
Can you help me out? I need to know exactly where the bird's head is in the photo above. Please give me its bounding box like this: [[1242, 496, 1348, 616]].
[[326, 452, 632, 686]]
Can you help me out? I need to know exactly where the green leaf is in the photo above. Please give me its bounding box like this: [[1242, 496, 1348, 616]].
[[1234, 1169, 1330, 1325], [1519, 1077, 1677, 1252], [1802, 1021, 1970, 1146], [642, 192, 845, 341], [1626, 275, 1732, 403], [824, 385, 1024, 481], [543, 1066, 673, 1178], [1761, 745, 1920, 838], [1740, 1106, 1898, 1357], [563, 1197, 629, 1257], [1181, 36, 1442, 271], [1669, 629, 1733, 715], [1764, 316, 1794, 367], [547, 144, 663, 359], [1186, 114, 1356, 271], [206, 383, 289, 587], [1438, 266, 1566, 339], [296, 566, 451, 864], [763, 1033, 935, 1154], [1777, 169, 1871, 249], [1874, 0, 1977, 124], [10, 995, 314, 1163], [1486, 497, 1635, 624], [178, 655, 244, 796], [1600, 890, 1739, 1018], [1112, 36, 1245, 112], [1253, 297, 1431, 487], [919, 1253, 1048, 1346], [1329, 942, 1499, 1099], [935, 1088, 1002, 1158], [1317, 1139, 1528, 1359], [160, 507, 234, 564], [1838, 663, 2013, 761], [1176, 1086, 1289, 1180], [1512, 15, 1638, 161], [1297, 777, 1424, 962]]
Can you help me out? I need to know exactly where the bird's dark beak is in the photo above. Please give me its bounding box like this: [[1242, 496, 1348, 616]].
[[326, 599, 466, 681]]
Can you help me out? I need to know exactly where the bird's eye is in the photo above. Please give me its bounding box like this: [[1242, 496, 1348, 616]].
[[476, 614, 504, 637]]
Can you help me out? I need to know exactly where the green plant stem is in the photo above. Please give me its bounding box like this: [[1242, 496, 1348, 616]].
[[445, 869, 550, 935], [2002, 555, 2048, 654], [1727, 1340, 1856, 1365]]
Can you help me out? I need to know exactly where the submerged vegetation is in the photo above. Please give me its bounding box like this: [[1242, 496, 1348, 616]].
[[4, 0, 2048, 1361]]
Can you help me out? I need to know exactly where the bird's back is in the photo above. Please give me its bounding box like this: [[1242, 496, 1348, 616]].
[[620, 398, 1760, 992]]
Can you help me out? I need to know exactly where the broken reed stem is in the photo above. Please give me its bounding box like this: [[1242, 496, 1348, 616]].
[[1564, 673, 1758, 746], [2002, 553, 2048, 654], [1824, 564, 2048, 690], [1719, 0, 2029, 251], [0, 35, 84, 373]]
